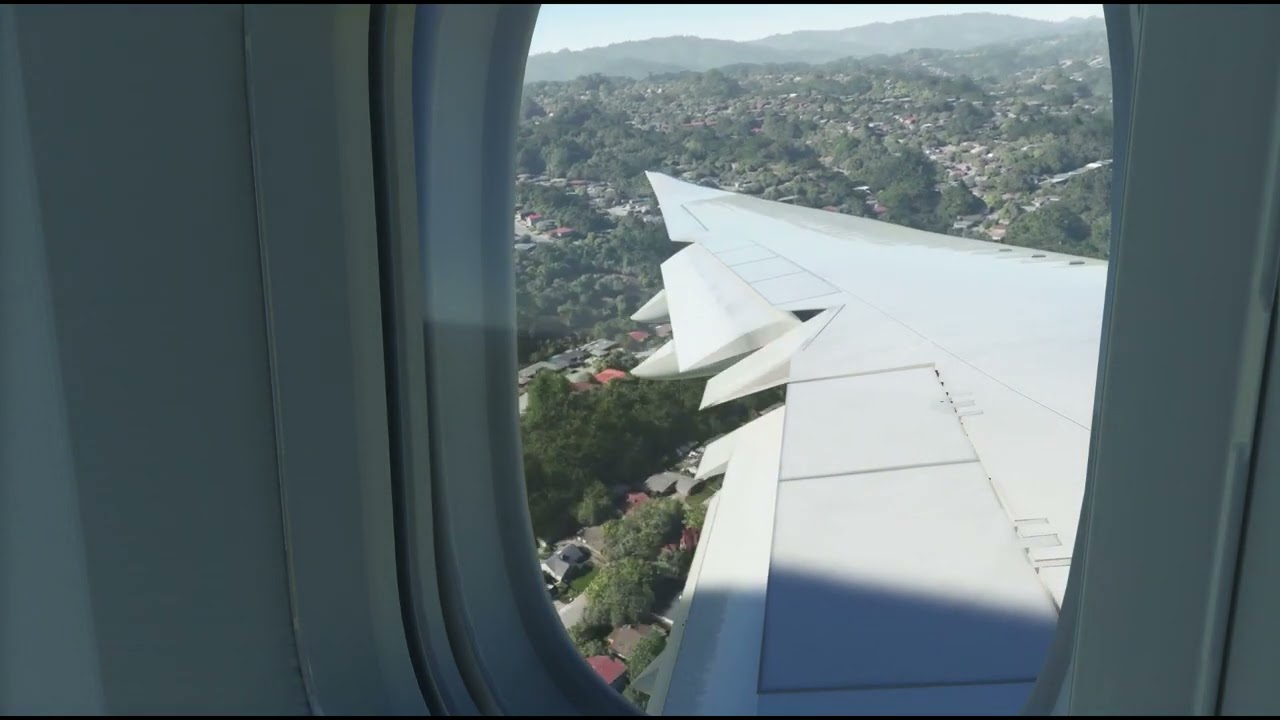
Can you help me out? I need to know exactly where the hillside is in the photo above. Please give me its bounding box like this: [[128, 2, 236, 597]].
[[524, 12, 1105, 83], [525, 36, 826, 84], [748, 13, 1102, 56]]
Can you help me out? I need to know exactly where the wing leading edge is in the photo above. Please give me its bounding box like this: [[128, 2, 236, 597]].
[[635, 173, 1105, 715]]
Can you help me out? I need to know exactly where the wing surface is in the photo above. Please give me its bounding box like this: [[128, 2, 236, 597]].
[[637, 173, 1105, 715]]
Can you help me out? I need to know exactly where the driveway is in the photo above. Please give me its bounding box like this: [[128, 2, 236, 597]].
[[558, 593, 589, 629]]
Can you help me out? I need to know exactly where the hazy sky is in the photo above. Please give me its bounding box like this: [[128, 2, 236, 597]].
[[530, 4, 1103, 54]]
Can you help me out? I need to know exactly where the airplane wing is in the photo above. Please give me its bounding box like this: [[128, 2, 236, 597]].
[[633, 172, 1105, 715]]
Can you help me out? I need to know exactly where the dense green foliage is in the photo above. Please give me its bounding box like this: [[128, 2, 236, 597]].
[[514, 217, 674, 359], [574, 482, 615, 527], [682, 496, 708, 531], [622, 632, 668, 709], [586, 557, 657, 627], [569, 622, 611, 658], [626, 630, 667, 677], [521, 371, 781, 540], [603, 498, 683, 561]]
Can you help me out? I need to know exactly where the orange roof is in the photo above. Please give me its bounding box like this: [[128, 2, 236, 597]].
[[594, 368, 627, 384]]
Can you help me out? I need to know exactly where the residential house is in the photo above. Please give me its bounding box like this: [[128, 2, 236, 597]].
[[627, 330, 650, 343], [595, 368, 627, 385], [550, 226, 577, 239], [544, 355, 573, 372], [625, 492, 651, 513], [517, 361, 556, 386], [584, 338, 618, 357], [586, 656, 627, 691], [541, 544, 589, 584], [607, 624, 660, 660], [553, 349, 589, 367], [644, 472, 683, 496]]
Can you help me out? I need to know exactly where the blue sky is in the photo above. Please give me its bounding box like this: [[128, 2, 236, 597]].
[[530, 4, 1103, 54]]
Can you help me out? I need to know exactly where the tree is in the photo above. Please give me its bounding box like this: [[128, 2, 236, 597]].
[[604, 498, 683, 560], [586, 558, 656, 627], [655, 545, 692, 578], [626, 632, 667, 679], [623, 685, 649, 711], [622, 632, 668, 710], [601, 348, 639, 372], [996, 171, 1036, 195], [574, 482, 614, 527], [521, 96, 547, 120], [569, 622, 610, 658], [1089, 215, 1111, 254], [683, 499, 708, 531], [938, 182, 988, 221], [879, 177, 943, 232], [1004, 203, 1091, 250], [516, 146, 546, 175]]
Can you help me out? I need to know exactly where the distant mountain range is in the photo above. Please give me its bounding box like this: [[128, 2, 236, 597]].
[[524, 13, 1106, 83]]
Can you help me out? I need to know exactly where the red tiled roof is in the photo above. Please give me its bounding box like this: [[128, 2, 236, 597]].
[[527, 212, 542, 220], [625, 492, 650, 510], [595, 368, 627, 384], [587, 655, 627, 684], [628, 330, 650, 342]]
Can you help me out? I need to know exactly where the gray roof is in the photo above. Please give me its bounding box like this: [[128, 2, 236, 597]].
[[645, 472, 684, 494], [543, 544, 588, 580], [553, 349, 588, 365], [543, 554, 572, 579], [585, 339, 618, 356], [675, 475, 704, 497], [518, 361, 556, 380], [558, 544, 588, 564]]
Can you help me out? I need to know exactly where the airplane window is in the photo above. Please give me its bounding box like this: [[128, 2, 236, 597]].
[[514, 4, 1111, 714]]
